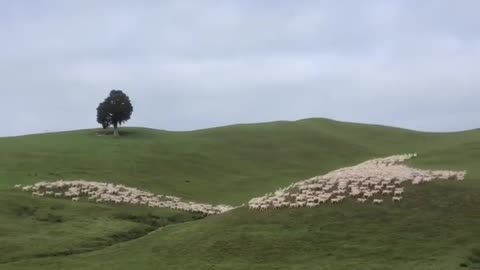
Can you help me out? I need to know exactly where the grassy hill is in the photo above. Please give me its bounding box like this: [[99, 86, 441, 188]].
[[0, 118, 479, 269]]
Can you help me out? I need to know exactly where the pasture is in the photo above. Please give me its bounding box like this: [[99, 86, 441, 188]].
[[0, 118, 479, 269]]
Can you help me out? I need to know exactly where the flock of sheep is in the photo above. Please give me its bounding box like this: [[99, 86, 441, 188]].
[[14, 154, 466, 214], [248, 154, 466, 210], [15, 180, 235, 215]]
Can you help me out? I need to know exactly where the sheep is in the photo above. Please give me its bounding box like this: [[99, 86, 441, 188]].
[[363, 192, 373, 199], [382, 190, 393, 195], [281, 202, 290, 208], [373, 199, 383, 204], [148, 202, 157, 208], [319, 198, 328, 204], [72, 197, 80, 202], [331, 198, 341, 204], [306, 202, 316, 208], [349, 189, 361, 197], [14, 184, 22, 189], [394, 190, 404, 196], [392, 196, 402, 202]]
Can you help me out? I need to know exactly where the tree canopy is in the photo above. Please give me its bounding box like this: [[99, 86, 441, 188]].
[[96, 90, 133, 136]]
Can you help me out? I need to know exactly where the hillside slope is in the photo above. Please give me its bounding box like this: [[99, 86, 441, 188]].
[[0, 118, 479, 270], [2, 118, 477, 205]]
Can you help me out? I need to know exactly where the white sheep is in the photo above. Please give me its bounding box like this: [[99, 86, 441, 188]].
[[331, 198, 341, 204], [357, 198, 367, 203], [382, 190, 393, 195], [394, 190, 403, 196], [392, 196, 402, 202], [306, 202, 316, 208], [373, 199, 383, 204]]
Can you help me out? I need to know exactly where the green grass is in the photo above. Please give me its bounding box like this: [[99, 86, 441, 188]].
[[0, 191, 202, 265], [0, 118, 479, 269]]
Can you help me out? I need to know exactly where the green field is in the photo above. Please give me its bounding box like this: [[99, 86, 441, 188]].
[[0, 118, 479, 269]]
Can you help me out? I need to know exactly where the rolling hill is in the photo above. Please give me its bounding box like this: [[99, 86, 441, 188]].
[[0, 118, 479, 270]]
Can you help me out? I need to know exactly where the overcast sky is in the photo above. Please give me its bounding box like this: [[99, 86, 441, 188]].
[[1, 0, 479, 137]]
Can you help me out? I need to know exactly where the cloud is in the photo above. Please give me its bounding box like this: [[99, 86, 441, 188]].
[[0, 0, 479, 136]]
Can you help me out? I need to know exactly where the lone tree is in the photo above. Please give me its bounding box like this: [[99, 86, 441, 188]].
[[96, 90, 133, 136]]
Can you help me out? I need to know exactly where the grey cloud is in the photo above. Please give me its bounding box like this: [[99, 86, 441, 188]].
[[0, 0, 479, 136]]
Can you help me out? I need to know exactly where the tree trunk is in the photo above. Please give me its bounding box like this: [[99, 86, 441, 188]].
[[113, 123, 119, 137]]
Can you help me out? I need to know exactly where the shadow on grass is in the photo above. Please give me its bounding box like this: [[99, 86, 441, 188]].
[[33, 227, 156, 259], [462, 247, 480, 269], [93, 128, 156, 139], [14, 206, 64, 223], [1, 211, 204, 264]]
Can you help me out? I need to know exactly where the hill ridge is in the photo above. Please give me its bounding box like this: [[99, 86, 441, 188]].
[[3, 117, 479, 139]]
